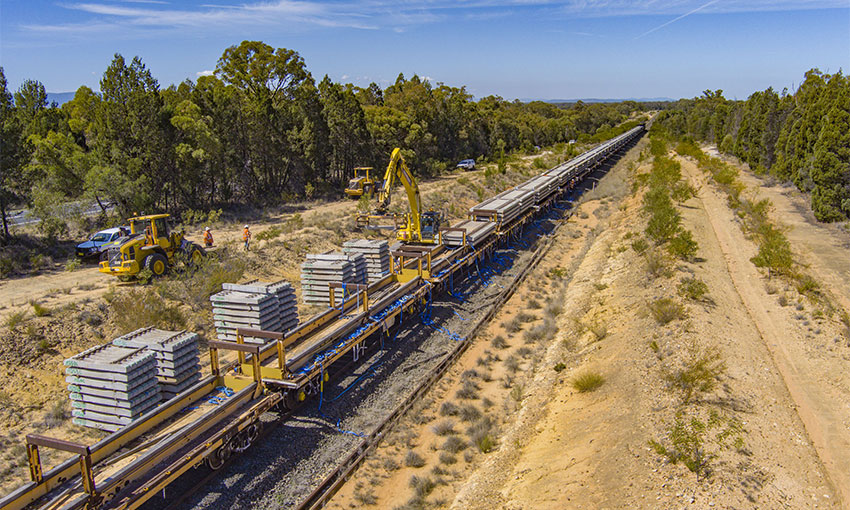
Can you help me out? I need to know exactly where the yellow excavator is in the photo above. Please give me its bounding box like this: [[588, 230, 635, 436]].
[[344, 167, 377, 198], [355, 148, 442, 244]]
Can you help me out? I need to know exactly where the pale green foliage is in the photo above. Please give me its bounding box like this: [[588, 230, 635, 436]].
[[649, 409, 745, 482]]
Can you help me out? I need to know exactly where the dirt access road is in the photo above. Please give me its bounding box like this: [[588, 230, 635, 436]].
[[692, 149, 850, 507], [0, 170, 474, 320]]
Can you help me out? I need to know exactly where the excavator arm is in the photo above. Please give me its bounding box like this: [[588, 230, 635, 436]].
[[373, 148, 424, 241]]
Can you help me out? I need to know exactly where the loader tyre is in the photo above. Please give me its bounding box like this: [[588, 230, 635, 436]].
[[145, 253, 168, 276], [186, 243, 205, 266]]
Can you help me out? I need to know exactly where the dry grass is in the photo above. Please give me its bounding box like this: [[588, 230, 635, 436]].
[[571, 371, 606, 393], [404, 450, 426, 468], [649, 298, 687, 325]]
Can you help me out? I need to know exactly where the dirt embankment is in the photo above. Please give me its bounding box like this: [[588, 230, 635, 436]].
[[326, 140, 848, 509]]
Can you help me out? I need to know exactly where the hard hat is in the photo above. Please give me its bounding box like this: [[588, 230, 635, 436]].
[[205, 227, 210, 231], [244, 225, 249, 228]]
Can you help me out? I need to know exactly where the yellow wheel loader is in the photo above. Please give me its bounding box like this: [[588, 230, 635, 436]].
[[99, 214, 204, 278], [344, 167, 377, 198]]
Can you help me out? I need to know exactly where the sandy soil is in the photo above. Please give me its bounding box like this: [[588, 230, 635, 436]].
[[325, 141, 849, 509]]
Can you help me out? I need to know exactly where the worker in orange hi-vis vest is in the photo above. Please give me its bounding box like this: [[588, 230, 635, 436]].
[[203, 227, 214, 248], [242, 225, 251, 251]]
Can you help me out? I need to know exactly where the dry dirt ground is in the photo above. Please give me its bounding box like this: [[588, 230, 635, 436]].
[[325, 140, 850, 509], [0, 149, 568, 495]]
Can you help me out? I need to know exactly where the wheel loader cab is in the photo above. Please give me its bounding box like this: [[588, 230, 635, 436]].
[[131, 216, 175, 251]]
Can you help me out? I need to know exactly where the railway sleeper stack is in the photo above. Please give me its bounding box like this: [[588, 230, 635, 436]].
[[470, 187, 535, 225], [64, 344, 160, 432], [210, 280, 299, 344], [112, 327, 201, 400], [443, 220, 497, 247], [301, 253, 366, 306], [342, 239, 391, 283]]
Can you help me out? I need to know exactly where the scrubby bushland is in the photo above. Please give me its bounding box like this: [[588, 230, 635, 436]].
[[655, 71, 850, 222], [0, 53, 646, 243]]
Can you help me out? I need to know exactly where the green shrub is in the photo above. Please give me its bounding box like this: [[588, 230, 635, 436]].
[[668, 229, 699, 261], [64, 257, 81, 272], [553, 362, 566, 372], [509, 384, 524, 402], [671, 181, 697, 202], [664, 343, 726, 404], [155, 251, 246, 311], [631, 238, 649, 254], [475, 434, 495, 453], [678, 277, 709, 302], [794, 273, 820, 296], [645, 250, 673, 279], [645, 201, 682, 243], [750, 224, 793, 276], [108, 288, 186, 334], [649, 298, 687, 325], [6, 310, 28, 329], [674, 140, 704, 160], [571, 371, 605, 392], [649, 409, 744, 482], [32, 302, 51, 317]]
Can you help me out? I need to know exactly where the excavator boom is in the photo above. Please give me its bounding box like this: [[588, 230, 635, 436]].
[[357, 148, 439, 244]]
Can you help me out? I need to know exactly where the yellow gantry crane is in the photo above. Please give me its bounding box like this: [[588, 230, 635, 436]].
[[356, 148, 442, 244]]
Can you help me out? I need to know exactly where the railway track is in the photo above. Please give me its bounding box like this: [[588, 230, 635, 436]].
[[1, 126, 644, 510]]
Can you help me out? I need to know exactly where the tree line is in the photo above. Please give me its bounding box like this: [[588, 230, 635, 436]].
[[0, 40, 644, 242], [653, 69, 850, 222]]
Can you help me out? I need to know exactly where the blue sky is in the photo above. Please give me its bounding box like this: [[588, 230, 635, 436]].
[[1, 0, 848, 101]]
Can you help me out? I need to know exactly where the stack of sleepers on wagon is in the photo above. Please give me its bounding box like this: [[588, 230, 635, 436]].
[[517, 174, 559, 203], [342, 239, 391, 283], [470, 187, 534, 225], [112, 327, 200, 400], [65, 344, 160, 432], [442, 220, 497, 247], [210, 280, 299, 344], [546, 163, 577, 187], [300, 253, 365, 305]]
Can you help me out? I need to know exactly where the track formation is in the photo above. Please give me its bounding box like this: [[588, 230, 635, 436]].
[[1, 126, 644, 510]]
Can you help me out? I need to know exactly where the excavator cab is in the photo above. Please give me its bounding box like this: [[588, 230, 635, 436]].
[[344, 167, 376, 198], [420, 210, 442, 242]]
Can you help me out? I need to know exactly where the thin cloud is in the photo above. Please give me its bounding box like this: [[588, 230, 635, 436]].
[[20, 0, 848, 36], [196, 70, 215, 76], [635, 0, 721, 39]]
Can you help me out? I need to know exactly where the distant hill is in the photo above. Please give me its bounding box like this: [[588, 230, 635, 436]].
[[520, 97, 674, 104], [47, 92, 77, 106]]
